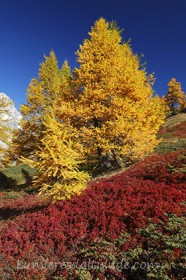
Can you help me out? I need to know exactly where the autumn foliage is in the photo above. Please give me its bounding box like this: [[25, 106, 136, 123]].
[[5, 18, 166, 199], [72, 18, 165, 164], [0, 17, 185, 280], [24, 110, 89, 201], [164, 78, 186, 114], [5, 52, 71, 163], [0, 150, 185, 279]]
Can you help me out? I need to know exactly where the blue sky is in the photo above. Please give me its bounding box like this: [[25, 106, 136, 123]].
[[0, 0, 186, 110]]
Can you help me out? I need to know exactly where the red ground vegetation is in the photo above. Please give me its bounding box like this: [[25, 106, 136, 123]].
[[0, 150, 185, 279]]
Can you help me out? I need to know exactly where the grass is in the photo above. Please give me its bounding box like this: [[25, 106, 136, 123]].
[[155, 113, 186, 154], [1, 163, 38, 183], [0, 163, 38, 190], [155, 139, 186, 154], [163, 113, 186, 127]]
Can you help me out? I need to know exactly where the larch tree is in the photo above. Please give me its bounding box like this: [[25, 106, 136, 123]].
[[165, 78, 186, 114], [23, 106, 89, 201], [3, 18, 167, 199], [7, 51, 88, 201], [5, 51, 71, 163], [71, 18, 165, 169]]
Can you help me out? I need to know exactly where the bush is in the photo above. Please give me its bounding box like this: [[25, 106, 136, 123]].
[[0, 150, 185, 279], [63, 214, 185, 280]]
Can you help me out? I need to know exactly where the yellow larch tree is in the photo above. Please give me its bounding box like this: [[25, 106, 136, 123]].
[[3, 18, 167, 198], [23, 107, 89, 201], [165, 78, 186, 114], [71, 18, 165, 169], [5, 51, 71, 163]]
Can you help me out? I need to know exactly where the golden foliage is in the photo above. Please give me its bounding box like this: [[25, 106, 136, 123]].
[[7, 18, 168, 200], [6, 51, 71, 163], [71, 18, 165, 164], [165, 78, 186, 113], [22, 109, 89, 201]]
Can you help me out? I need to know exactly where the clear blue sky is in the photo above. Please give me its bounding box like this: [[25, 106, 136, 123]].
[[0, 0, 186, 110]]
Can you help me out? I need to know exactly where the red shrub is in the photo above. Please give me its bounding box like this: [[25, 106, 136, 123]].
[[0, 150, 185, 279], [172, 121, 186, 138], [123, 149, 186, 184]]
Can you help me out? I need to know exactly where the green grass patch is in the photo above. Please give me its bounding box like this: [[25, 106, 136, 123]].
[[0, 164, 38, 190], [155, 139, 186, 154]]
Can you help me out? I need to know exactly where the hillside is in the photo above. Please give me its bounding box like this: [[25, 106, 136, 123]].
[[155, 113, 186, 154], [163, 113, 186, 128], [0, 113, 185, 280], [90, 113, 186, 181], [0, 113, 185, 195]]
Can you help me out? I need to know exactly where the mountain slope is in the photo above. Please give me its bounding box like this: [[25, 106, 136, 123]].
[[0, 93, 22, 149], [155, 113, 186, 153], [0, 92, 22, 129]]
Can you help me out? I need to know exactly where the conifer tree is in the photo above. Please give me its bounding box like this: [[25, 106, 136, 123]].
[[23, 107, 89, 201], [6, 51, 71, 163], [165, 78, 186, 114], [70, 18, 165, 168]]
